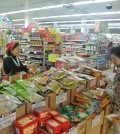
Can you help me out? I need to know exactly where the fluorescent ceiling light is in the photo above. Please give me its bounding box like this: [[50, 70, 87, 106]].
[[0, 0, 117, 15], [34, 11, 120, 20], [39, 19, 120, 24], [13, 19, 25, 22], [72, 0, 117, 6], [109, 23, 120, 26], [108, 27, 120, 29], [13, 24, 24, 26]]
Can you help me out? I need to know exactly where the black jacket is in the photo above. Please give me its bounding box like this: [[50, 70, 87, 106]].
[[2, 55, 28, 76]]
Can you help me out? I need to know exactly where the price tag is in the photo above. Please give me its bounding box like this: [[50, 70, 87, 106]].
[[0, 111, 16, 129], [32, 99, 45, 112], [92, 115, 100, 128], [56, 92, 67, 105]]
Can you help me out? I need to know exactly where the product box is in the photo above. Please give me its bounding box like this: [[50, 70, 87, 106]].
[[77, 120, 86, 134], [49, 90, 71, 109], [103, 104, 112, 125], [86, 111, 104, 134], [25, 97, 49, 114], [101, 122, 112, 134], [9, 73, 28, 83], [55, 59, 69, 70], [0, 104, 26, 134]]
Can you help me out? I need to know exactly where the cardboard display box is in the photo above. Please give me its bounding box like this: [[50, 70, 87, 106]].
[[86, 111, 104, 134], [49, 90, 71, 109], [0, 104, 26, 134], [77, 120, 86, 134], [25, 97, 49, 114], [103, 104, 112, 125], [101, 122, 112, 134]]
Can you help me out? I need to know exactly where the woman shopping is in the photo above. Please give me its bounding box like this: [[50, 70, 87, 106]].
[[110, 46, 120, 134], [1, 41, 38, 77]]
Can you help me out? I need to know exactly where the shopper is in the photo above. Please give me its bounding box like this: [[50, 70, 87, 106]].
[[1, 41, 37, 76], [110, 46, 120, 134], [106, 41, 114, 68]]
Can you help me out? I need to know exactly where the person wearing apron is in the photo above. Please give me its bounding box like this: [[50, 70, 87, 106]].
[[1, 41, 37, 79]]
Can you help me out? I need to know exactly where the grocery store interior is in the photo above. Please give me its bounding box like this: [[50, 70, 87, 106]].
[[0, 0, 120, 134]]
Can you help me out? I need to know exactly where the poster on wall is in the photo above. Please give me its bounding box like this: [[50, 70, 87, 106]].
[[0, 16, 12, 29]]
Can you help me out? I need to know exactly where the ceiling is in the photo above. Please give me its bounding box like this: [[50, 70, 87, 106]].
[[0, 0, 120, 29]]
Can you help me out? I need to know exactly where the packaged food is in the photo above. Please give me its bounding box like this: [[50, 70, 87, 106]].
[[34, 106, 50, 119], [100, 99, 110, 108], [46, 80, 63, 93], [79, 112, 88, 119], [50, 110, 60, 118], [16, 79, 39, 92], [14, 114, 39, 134], [88, 89, 104, 97], [76, 98, 92, 104], [51, 70, 66, 80], [36, 76, 50, 85], [0, 94, 21, 115], [54, 115, 70, 131], [59, 76, 75, 85], [63, 84, 76, 90], [45, 119, 62, 134]]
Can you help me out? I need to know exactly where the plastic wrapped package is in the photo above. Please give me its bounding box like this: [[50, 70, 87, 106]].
[[0, 94, 21, 115]]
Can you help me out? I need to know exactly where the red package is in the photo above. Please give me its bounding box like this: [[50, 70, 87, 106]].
[[54, 115, 70, 132], [14, 114, 39, 134], [45, 119, 62, 134], [34, 106, 50, 119], [50, 110, 60, 118]]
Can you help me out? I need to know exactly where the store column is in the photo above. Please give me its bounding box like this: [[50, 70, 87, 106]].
[[81, 22, 86, 33], [25, 0, 33, 28]]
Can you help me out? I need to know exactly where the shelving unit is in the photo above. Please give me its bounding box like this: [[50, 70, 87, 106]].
[[62, 40, 87, 53]]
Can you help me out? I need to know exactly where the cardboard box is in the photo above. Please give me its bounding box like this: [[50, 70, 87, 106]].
[[103, 104, 112, 125], [26, 97, 49, 114], [101, 122, 112, 134], [0, 104, 26, 134], [77, 120, 86, 134], [71, 87, 86, 103], [78, 127, 86, 134], [49, 90, 71, 109], [86, 111, 104, 134]]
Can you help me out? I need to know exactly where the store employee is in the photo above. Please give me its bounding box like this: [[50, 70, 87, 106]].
[[2, 41, 37, 76]]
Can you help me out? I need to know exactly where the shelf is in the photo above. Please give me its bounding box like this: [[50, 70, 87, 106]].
[[64, 40, 86, 42], [29, 38, 42, 41], [20, 42, 28, 45], [29, 56, 43, 59], [29, 50, 43, 53], [30, 45, 43, 47]]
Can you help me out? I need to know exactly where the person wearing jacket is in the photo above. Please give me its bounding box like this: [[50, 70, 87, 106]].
[[110, 46, 120, 134], [2, 41, 37, 76]]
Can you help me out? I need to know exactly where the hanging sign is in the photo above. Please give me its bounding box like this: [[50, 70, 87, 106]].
[[0, 16, 12, 29]]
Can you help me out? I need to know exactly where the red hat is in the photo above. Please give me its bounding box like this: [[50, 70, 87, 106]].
[[6, 42, 15, 51]]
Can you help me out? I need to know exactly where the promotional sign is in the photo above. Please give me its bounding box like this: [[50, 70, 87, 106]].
[[27, 21, 37, 32]]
